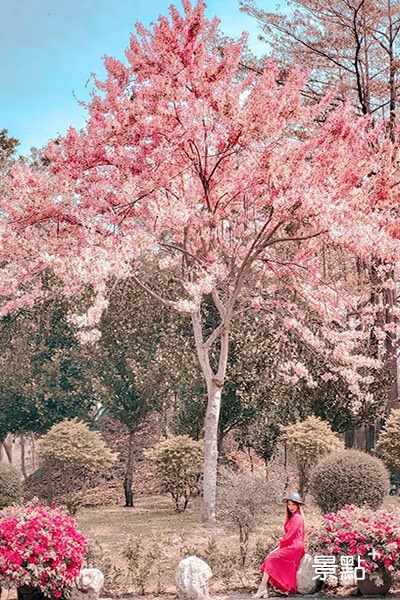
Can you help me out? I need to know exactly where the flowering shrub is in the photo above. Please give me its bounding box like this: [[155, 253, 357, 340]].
[[0, 503, 87, 598], [308, 505, 400, 574]]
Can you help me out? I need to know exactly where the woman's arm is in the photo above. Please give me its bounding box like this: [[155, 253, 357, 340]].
[[279, 514, 303, 548]]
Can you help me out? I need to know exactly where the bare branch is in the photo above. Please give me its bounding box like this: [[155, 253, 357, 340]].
[[265, 229, 328, 248], [211, 288, 227, 318], [160, 242, 204, 265], [130, 273, 179, 309], [204, 322, 223, 351]]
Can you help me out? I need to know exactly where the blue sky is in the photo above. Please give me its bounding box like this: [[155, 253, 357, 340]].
[[1, 0, 276, 156]]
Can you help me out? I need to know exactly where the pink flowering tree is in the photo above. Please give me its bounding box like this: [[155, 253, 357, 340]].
[[2, 1, 400, 521]]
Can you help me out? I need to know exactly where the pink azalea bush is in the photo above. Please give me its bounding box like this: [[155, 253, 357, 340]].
[[0, 503, 87, 598], [308, 505, 400, 573]]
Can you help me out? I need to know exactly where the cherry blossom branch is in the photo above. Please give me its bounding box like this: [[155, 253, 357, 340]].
[[211, 288, 227, 319], [160, 243, 204, 265], [260, 256, 343, 298], [204, 323, 223, 352], [216, 322, 230, 384], [224, 213, 286, 321], [191, 310, 214, 379], [265, 229, 328, 247], [130, 274, 179, 309]]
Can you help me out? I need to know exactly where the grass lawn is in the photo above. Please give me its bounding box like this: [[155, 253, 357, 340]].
[[77, 495, 244, 596], [75, 493, 323, 597], [75, 493, 400, 598]]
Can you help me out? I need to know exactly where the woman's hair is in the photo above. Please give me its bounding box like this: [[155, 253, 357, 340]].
[[285, 502, 306, 543]]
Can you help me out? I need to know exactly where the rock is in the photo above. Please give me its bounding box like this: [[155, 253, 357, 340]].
[[175, 556, 213, 600], [297, 553, 321, 595], [71, 568, 104, 600]]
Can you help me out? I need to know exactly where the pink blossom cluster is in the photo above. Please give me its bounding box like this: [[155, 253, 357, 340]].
[[308, 505, 400, 572], [0, 503, 87, 598]]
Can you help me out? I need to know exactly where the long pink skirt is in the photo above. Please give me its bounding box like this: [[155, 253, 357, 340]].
[[260, 544, 305, 594]]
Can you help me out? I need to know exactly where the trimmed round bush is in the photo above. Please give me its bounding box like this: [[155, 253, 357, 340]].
[[0, 463, 22, 508], [309, 449, 389, 514]]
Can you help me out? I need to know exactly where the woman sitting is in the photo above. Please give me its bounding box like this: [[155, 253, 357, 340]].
[[254, 491, 306, 598]]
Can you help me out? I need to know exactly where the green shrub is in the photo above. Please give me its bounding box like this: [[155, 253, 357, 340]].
[[37, 418, 118, 514], [124, 535, 164, 595], [85, 540, 123, 590], [143, 435, 203, 512], [375, 409, 400, 471], [38, 418, 118, 471], [0, 463, 22, 508], [199, 536, 238, 586], [310, 449, 389, 514], [281, 416, 343, 497]]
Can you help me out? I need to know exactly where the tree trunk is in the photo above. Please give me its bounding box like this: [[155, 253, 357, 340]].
[[385, 0, 399, 408], [366, 424, 376, 452], [344, 429, 355, 448], [190, 307, 231, 523], [2, 434, 13, 463], [31, 433, 36, 472], [298, 463, 308, 498], [1, 443, 11, 463], [201, 380, 223, 522], [369, 259, 398, 425], [283, 443, 289, 491], [384, 278, 398, 411], [247, 447, 254, 472], [124, 430, 135, 508], [20, 435, 27, 480], [217, 429, 225, 457], [46, 462, 54, 505]]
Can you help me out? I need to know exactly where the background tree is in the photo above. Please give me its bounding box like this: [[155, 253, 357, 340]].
[[95, 272, 204, 506], [144, 435, 203, 512], [281, 415, 344, 497], [241, 0, 400, 119], [241, 0, 400, 422], [0, 129, 19, 172], [0, 292, 96, 475], [374, 408, 400, 472], [95, 278, 159, 508]]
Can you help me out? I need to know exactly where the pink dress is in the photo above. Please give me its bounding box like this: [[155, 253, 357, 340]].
[[260, 511, 305, 594]]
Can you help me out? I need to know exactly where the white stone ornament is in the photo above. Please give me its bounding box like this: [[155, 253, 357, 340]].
[[71, 568, 105, 600], [297, 553, 320, 595], [175, 556, 213, 600]]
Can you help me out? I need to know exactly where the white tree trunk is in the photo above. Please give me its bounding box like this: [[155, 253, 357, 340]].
[[202, 380, 222, 522], [191, 307, 231, 523]]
